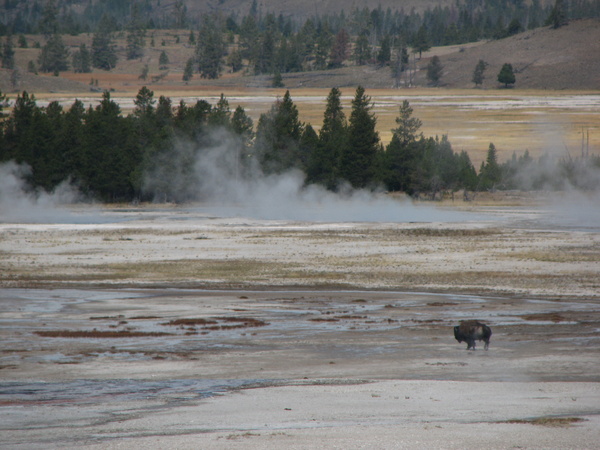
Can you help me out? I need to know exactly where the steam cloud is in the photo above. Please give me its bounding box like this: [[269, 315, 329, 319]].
[[3, 127, 597, 226], [0, 161, 83, 223], [143, 128, 472, 223]]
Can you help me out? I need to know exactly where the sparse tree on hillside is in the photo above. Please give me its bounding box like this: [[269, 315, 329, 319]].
[[353, 31, 371, 65], [227, 49, 243, 72], [426, 55, 443, 86], [159, 50, 169, 69], [196, 17, 225, 79], [497, 63, 516, 88], [272, 71, 284, 87], [472, 59, 488, 87], [139, 64, 149, 80], [412, 25, 431, 59], [72, 43, 91, 73], [254, 28, 275, 74], [182, 58, 194, 81], [1, 35, 15, 69], [377, 35, 391, 66], [126, 3, 146, 60], [92, 16, 118, 70], [546, 0, 569, 29], [507, 18, 523, 36], [314, 32, 331, 70], [329, 28, 349, 69], [38, 0, 59, 37], [38, 34, 69, 74]]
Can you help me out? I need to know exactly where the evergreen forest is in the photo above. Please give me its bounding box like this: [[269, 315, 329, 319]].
[[1, 87, 598, 203]]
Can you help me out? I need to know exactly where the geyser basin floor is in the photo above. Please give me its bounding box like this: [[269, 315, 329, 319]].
[[1, 288, 600, 449], [1, 197, 600, 448]]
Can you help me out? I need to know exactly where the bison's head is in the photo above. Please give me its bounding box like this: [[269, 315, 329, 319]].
[[453, 325, 462, 342]]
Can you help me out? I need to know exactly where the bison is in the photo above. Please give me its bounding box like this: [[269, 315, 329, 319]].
[[454, 320, 492, 350]]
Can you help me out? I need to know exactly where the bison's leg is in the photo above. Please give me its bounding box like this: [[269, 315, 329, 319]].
[[484, 340, 489, 350], [466, 338, 476, 350]]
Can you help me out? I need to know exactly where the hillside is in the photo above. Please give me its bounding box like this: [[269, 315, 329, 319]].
[[0, 18, 598, 94], [437, 18, 600, 90], [184, 0, 450, 21]]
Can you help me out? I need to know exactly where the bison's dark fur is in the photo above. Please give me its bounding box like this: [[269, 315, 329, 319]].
[[454, 320, 492, 350]]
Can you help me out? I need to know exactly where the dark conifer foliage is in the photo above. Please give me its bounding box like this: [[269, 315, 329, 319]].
[[340, 86, 381, 189], [91, 15, 118, 70], [306, 87, 347, 190], [1, 87, 598, 203], [38, 34, 69, 73]]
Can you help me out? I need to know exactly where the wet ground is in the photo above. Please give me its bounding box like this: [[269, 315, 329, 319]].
[[1, 287, 599, 447], [1, 195, 600, 448]]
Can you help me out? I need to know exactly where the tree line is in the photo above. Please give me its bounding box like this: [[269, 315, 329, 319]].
[[2, 0, 599, 80], [1, 87, 598, 203]]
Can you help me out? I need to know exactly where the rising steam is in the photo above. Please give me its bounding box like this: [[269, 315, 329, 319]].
[[0, 161, 83, 223], [143, 127, 472, 223]]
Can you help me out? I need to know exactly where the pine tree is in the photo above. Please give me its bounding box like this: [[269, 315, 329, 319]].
[[507, 18, 523, 36], [353, 32, 371, 65], [392, 100, 423, 146], [38, 34, 69, 74], [457, 150, 478, 191], [227, 49, 243, 72], [545, 0, 569, 29], [340, 86, 380, 188], [329, 29, 349, 68], [0, 89, 7, 119], [182, 58, 194, 81], [38, 0, 59, 37], [126, 4, 146, 60], [426, 55, 443, 86], [231, 105, 254, 142], [133, 86, 156, 118], [254, 91, 303, 174], [1, 35, 15, 69], [18, 34, 28, 49], [306, 87, 347, 189], [382, 100, 423, 193], [412, 25, 431, 59], [159, 50, 169, 69], [314, 32, 331, 70], [377, 35, 391, 66], [479, 143, 502, 190], [196, 17, 225, 79], [272, 71, 284, 87], [497, 63, 516, 88], [254, 28, 275, 74], [472, 59, 488, 87], [72, 43, 91, 73], [92, 16, 118, 70], [139, 64, 149, 81], [208, 93, 231, 128]]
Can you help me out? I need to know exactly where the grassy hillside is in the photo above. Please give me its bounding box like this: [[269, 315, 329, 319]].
[[1, 18, 597, 94]]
